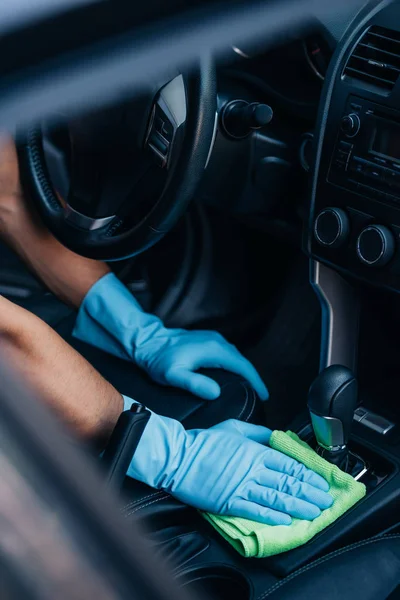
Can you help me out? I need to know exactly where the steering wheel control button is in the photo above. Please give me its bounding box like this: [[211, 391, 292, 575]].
[[154, 115, 164, 131], [314, 208, 350, 248], [149, 132, 169, 155], [221, 100, 273, 139], [153, 113, 174, 143], [356, 225, 395, 267], [145, 75, 188, 168], [146, 106, 174, 168], [340, 113, 361, 138]]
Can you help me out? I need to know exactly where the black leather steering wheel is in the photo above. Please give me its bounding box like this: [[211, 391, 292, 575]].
[[18, 58, 216, 261]]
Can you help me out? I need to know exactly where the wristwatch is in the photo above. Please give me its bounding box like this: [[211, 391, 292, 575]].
[[102, 402, 151, 489]]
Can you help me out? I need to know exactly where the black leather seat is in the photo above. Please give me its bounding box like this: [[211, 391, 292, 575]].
[[262, 535, 400, 600]]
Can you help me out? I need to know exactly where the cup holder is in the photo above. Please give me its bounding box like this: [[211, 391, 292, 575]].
[[177, 565, 252, 600]]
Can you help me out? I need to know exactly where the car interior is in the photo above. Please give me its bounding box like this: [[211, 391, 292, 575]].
[[0, 0, 399, 598]]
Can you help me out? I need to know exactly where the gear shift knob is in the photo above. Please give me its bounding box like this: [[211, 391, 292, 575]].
[[308, 365, 358, 454]]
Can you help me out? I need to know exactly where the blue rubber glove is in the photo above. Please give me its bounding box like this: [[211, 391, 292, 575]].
[[123, 397, 333, 525], [73, 273, 268, 401]]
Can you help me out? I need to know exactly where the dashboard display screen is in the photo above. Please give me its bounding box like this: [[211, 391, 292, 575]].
[[371, 119, 400, 163]]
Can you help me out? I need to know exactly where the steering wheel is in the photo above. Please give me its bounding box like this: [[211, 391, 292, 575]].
[[18, 58, 216, 261]]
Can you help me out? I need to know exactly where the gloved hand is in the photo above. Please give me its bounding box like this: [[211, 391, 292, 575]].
[[124, 398, 333, 524], [73, 273, 268, 400]]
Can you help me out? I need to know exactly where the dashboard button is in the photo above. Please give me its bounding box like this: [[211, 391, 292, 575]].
[[373, 157, 387, 166], [349, 157, 365, 175], [314, 208, 350, 248], [356, 225, 395, 267], [340, 113, 361, 138], [364, 163, 384, 181]]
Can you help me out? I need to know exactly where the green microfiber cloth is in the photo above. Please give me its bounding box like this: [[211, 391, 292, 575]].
[[202, 430, 366, 558]]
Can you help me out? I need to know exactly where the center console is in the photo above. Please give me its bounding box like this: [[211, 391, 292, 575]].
[[308, 2, 400, 292], [301, 0, 400, 583]]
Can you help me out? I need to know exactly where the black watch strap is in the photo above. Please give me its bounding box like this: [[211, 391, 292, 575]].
[[102, 402, 151, 489]]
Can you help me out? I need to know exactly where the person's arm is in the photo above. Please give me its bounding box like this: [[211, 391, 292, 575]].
[[0, 137, 109, 308], [0, 293, 334, 525], [0, 294, 122, 444], [0, 296, 333, 525], [0, 137, 268, 400]]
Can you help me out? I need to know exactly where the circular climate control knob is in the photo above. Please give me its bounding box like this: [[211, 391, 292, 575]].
[[356, 225, 395, 267], [340, 113, 360, 138], [314, 208, 350, 248]]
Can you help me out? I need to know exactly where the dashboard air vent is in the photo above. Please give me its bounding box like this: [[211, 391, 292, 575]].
[[343, 25, 400, 91]]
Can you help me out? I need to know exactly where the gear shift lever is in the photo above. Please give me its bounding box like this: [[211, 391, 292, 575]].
[[308, 365, 358, 468]]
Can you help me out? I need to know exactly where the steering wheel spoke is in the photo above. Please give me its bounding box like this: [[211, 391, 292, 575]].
[[18, 58, 216, 260], [145, 74, 187, 169]]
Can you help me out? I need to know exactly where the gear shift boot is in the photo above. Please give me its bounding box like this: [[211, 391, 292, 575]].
[[317, 446, 368, 479]]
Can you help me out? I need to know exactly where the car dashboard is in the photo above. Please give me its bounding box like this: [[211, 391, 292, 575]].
[[308, 0, 400, 294], [199, 1, 371, 240]]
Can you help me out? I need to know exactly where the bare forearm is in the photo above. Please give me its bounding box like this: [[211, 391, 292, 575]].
[[0, 295, 122, 443], [0, 136, 109, 307], [0, 194, 109, 307]]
